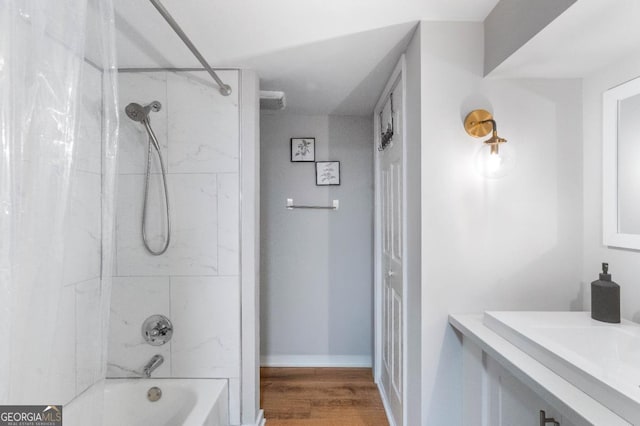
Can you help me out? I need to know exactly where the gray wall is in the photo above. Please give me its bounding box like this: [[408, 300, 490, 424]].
[[260, 113, 374, 365]]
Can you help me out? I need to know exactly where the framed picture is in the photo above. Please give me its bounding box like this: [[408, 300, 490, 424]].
[[291, 137, 315, 162], [315, 161, 340, 186]]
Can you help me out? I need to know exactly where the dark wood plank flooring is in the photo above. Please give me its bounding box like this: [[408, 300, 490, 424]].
[[260, 367, 390, 426]]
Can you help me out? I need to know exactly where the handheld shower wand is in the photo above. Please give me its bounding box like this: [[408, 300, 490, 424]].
[[125, 101, 171, 256]]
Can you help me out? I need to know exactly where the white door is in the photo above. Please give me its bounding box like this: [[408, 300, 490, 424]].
[[379, 76, 403, 426]]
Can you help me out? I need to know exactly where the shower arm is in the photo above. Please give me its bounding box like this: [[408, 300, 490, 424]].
[[148, 0, 232, 96]]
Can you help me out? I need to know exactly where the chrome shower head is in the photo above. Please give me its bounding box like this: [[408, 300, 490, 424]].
[[125, 102, 147, 122], [125, 101, 162, 122]]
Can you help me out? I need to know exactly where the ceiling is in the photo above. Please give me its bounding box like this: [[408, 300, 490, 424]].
[[487, 0, 640, 79], [113, 0, 500, 115]]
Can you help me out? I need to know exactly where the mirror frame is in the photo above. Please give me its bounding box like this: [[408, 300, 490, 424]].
[[603, 75, 640, 249]]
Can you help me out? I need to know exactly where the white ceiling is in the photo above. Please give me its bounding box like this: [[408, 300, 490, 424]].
[[487, 0, 640, 79], [113, 0, 500, 115]]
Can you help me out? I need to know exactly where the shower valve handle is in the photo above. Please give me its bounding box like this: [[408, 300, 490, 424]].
[[142, 315, 173, 346]]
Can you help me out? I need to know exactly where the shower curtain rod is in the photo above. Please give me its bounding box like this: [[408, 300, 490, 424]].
[[148, 0, 232, 96]]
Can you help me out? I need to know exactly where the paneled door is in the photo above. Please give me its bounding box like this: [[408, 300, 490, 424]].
[[378, 75, 403, 426]]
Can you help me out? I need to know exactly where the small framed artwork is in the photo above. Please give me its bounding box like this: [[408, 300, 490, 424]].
[[291, 137, 315, 162], [315, 161, 340, 186]]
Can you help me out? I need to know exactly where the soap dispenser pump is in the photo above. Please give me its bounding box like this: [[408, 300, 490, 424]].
[[591, 262, 620, 323]]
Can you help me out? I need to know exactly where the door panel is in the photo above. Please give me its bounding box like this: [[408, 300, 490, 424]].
[[379, 77, 403, 426], [392, 161, 402, 261], [392, 289, 402, 396]]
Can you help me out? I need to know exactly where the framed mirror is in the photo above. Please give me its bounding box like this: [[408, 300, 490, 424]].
[[603, 75, 640, 249]]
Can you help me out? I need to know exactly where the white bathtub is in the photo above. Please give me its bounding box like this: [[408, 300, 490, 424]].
[[64, 378, 228, 426]]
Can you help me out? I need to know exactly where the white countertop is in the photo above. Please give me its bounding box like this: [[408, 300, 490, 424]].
[[449, 313, 632, 426], [483, 311, 640, 425]]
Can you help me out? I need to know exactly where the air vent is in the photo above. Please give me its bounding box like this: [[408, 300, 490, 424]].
[[260, 90, 286, 110]]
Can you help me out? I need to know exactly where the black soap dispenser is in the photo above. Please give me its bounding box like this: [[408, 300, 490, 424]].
[[591, 263, 620, 323]]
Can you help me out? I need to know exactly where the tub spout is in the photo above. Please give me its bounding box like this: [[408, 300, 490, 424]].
[[143, 354, 164, 378]]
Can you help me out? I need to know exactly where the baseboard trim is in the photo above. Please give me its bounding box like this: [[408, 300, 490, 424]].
[[253, 409, 265, 426], [376, 382, 396, 426], [260, 355, 372, 368], [241, 409, 264, 426]]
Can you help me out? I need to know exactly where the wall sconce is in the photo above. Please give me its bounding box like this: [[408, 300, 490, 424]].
[[464, 109, 514, 178]]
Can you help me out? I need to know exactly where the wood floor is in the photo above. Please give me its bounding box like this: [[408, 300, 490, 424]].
[[260, 367, 390, 426]]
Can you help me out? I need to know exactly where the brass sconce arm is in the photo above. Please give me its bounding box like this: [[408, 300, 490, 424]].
[[479, 118, 497, 135], [464, 110, 507, 154]]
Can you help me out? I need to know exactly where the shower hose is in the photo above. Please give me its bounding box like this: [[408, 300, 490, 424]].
[[141, 118, 171, 256]]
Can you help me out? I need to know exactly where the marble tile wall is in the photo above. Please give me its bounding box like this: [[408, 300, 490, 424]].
[[109, 70, 241, 424]]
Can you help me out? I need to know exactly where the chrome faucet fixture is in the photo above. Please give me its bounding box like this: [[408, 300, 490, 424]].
[[142, 314, 173, 346], [143, 354, 164, 378]]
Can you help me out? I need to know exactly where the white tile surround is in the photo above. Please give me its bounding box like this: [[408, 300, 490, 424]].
[[109, 70, 242, 424], [166, 72, 240, 174], [170, 276, 240, 378], [108, 277, 172, 377], [116, 173, 219, 276]]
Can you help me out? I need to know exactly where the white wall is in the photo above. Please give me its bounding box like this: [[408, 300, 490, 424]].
[[484, 0, 576, 75], [260, 113, 374, 366], [582, 54, 640, 322], [239, 70, 261, 425], [418, 22, 583, 425], [403, 26, 423, 426], [109, 70, 245, 425]]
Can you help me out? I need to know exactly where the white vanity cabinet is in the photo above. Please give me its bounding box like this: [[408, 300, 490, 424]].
[[451, 314, 631, 426], [484, 352, 574, 426]]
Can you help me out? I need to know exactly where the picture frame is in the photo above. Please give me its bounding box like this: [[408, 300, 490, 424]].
[[315, 161, 340, 186], [290, 137, 315, 162]]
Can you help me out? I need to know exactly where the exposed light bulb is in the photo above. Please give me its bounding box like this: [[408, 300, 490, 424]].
[[474, 142, 515, 179], [486, 151, 502, 174]]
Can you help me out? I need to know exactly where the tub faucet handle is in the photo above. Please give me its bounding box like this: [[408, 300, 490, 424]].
[[150, 323, 171, 337]]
